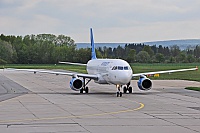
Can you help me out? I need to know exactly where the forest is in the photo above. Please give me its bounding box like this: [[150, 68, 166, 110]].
[[0, 34, 200, 64]]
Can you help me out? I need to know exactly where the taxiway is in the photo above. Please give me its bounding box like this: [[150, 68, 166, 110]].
[[0, 69, 199, 133]]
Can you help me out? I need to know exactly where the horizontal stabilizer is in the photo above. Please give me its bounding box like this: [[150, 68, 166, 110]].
[[59, 61, 87, 66]]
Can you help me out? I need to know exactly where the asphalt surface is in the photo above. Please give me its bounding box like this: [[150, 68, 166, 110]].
[[0, 69, 200, 133], [0, 72, 30, 102]]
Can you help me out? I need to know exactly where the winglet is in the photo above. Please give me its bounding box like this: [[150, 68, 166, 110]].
[[90, 28, 97, 60]]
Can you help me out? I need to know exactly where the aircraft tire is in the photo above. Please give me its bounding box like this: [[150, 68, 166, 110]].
[[117, 92, 119, 97], [80, 89, 84, 93], [128, 87, 132, 93], [120, 92, 122, 97], [123, 87, 127, 93], [85, 87, 89, 93]]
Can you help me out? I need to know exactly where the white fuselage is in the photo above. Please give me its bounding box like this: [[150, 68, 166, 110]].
[[86, 59, 132, 85]]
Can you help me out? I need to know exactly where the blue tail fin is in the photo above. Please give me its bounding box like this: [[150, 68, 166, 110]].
[[90, 28, 97, 59]]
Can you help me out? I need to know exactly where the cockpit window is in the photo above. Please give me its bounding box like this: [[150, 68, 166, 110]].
[[112, 66, 130, 70], [124, 66, 128, 70], [118, 66, 123, 70], [112, 66, 117, 70]]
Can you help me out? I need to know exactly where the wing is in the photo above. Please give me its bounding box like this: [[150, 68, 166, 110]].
[[6, 68, 98, 80], [132, 67, 198, 77], [59, 61, 87, 66]]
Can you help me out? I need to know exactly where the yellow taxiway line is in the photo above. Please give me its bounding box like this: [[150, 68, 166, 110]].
[[0, 99, 144, 124]]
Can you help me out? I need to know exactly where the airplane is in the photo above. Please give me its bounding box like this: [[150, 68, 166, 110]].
[[6, 28, 198, 97]]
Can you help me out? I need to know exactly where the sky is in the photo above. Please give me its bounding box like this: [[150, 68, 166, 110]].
[[1, 0, 200, 43]]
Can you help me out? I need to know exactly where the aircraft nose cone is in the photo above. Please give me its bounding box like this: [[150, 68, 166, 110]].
[[121, 75, 131, 83], [118, 71, 132, 84]]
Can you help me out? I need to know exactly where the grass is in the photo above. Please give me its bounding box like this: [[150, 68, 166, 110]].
[[185, 87, 200, 91], [131, 63, 200, 82], [1, 64, 87, 73], [1, 63, 200, 82]]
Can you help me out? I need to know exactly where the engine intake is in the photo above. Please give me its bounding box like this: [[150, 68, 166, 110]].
[[70, 77, 83, 91], [137, 76, 152, 91]]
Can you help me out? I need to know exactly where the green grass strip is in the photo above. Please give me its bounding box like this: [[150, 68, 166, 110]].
[[185, 87, 200, 91], [1, 63, 200, 82]]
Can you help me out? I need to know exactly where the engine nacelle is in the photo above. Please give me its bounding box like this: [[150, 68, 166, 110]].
[[70, 77, 83, 91], [137, 76, 152, 91]]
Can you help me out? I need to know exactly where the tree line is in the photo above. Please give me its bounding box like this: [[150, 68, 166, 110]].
[[0, 34, 200, 64], [98, 44, 200, 63]]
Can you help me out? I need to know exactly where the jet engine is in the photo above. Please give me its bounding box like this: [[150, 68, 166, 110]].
[[137, 75, 152, 91], [70, 77, 83, 91]]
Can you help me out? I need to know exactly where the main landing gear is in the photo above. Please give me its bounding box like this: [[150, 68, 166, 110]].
[[80, 78, 91, 94], [123, 82, 132, 94], [116, 82, 133, 97]]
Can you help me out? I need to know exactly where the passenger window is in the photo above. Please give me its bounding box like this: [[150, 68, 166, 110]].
[[118, 66, 123, 70], [124, 66, 128, 70], [112, 66, 117, 70]]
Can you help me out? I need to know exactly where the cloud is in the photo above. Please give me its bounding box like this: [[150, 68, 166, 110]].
[[0, 0, 200, 42]]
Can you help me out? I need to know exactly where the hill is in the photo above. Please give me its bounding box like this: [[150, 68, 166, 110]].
[[76, 39, 200, 50], [144, 39, 200, 49]]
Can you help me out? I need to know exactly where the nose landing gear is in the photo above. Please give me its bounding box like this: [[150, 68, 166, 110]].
[[116, 84, 122, 97]]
